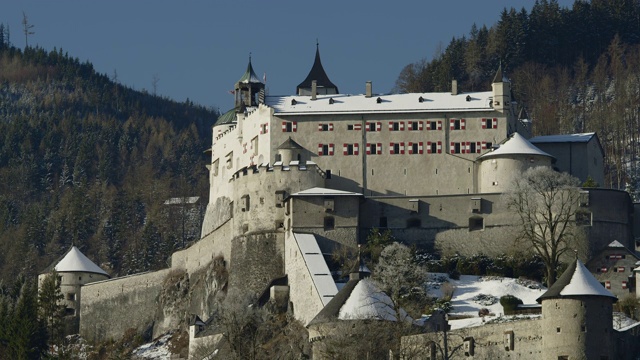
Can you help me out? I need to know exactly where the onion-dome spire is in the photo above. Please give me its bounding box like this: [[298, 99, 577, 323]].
[[237, 54, 263, 84], [296, 42, 339, 95]]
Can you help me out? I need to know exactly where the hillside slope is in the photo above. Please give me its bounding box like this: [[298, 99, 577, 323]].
[[0, 45, 218, 280]]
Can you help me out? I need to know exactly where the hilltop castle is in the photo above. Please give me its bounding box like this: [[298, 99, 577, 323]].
[[39, 46, 638, 358]]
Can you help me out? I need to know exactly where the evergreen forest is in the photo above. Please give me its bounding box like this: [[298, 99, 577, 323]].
[[396, 0, 640, 193], [0, 35, 218, 282]]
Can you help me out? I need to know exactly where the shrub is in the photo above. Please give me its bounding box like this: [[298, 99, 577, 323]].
[[500, 295, 523, 314]]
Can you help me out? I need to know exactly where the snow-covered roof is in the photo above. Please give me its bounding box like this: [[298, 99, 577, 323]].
[[608, 240, 625, 248], [529, 132, 595, 144], [537, 259, 616, 303], [164, 196, 200, 205], [292, 233, 338, 306], [291, 187, 363, 197], [479, 133, 554, 160], [338, 279, 402, 321], [53, 246, 109, 277], [265, 91, 494, 116]]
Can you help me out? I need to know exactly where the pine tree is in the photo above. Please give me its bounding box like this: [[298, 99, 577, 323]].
[[38, 271, 65, 344]]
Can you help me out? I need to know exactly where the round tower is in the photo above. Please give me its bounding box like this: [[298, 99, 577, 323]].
[[277, 137, 304, 165], [38, 246, 110, 334], [477, 133, 554, 193], [537, 259, 616, 360]]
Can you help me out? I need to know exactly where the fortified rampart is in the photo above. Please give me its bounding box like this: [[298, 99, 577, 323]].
[[80, 269, 172, 342], [402, 318, 543, 359]]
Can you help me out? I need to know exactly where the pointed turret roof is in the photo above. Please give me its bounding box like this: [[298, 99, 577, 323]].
[[237, 56, 262, 84], [277, 137, 304, 150], [296, 44, 339, 94], [50, 246, 109, 277], [492, 63, 509, 83], [537, 259, 616, 303], [479, 133, 554, 160]]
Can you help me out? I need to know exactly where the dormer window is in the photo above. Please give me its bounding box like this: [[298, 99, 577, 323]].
[[291, 99, 297, 105], [329, 98, 335, 104], [376, 97, 382, 104]]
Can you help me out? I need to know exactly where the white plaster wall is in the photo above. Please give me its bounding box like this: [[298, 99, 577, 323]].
[[478, 155, 552, 193], [284, 231, 327, 326]]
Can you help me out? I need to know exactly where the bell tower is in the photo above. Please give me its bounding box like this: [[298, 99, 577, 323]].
[[234, 55, 265, 108]]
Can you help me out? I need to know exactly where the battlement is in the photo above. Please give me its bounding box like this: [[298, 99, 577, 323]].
[[230, 161, 326, 181]]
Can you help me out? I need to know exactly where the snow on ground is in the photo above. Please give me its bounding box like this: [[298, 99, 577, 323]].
[[427, 273, 546, 330], [132, 333, 173, 359], [428, 274, 640, 331]]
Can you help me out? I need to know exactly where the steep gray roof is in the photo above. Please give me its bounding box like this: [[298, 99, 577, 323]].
[[296, 45, 339, 94], [277, 137, 304, 150], [537, 259, 616, 303]]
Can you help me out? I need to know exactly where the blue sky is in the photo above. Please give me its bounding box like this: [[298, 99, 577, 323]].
[[4, 1, 574, 112]]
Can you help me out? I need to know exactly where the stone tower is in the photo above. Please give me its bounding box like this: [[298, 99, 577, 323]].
[[491, 63, 510, 113], [537, 259, 617, 360], [477, 133, 554, 193], [38, 246, 110, 334]]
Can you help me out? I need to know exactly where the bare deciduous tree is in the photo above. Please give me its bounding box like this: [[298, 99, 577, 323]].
[[504, 166, 584, 287], [374, 242, 429, 320]]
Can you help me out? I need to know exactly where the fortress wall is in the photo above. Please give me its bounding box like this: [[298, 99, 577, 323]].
[[172, 219, 233, 273], [585, 188, 633, 251], [80, 269, 171, 342], [402, 318, 542, 359], [229, 231, 285, 295], [290, 195, 360, 249]]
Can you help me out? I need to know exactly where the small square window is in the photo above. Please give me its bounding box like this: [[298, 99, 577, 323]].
[[324, 217, 335, 230]]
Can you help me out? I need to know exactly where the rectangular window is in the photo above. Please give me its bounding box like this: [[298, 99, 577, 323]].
[[622, 281, 628, 289], [409, 121, 423, 131], [324, 216, 335, 230], [451, 142, 462, 154], [282, 121, 297, 132], [450, 118, 466, 130], [470, 142, 476, 154], [225, 152, 233, 169], [366, 143, 382, 155], [408, 142, 424, 154], [251, 136, 258, 156], [427, 141, 442, 154], [389, 121, 405, 131], [605, 281, 611, 289], [67, 293, 75, 301], [318, 144, 334, 156], [576, 211, 592, 226], [366, 121, 381, 131], [260, 123, 269, 134], [482, 118, 498, 129], [427, 120, 442, 130], [390, 142, 405, 155], [343, 143, 359, 155], [318, 123, 334, 131]]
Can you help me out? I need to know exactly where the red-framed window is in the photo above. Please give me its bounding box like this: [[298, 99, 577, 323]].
[[318, 144, 334, 156]]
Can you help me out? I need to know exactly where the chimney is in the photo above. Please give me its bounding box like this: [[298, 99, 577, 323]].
[[311, 80, 317, 100], [365, 81, 372, 98], [451, 79, 458, 95]]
